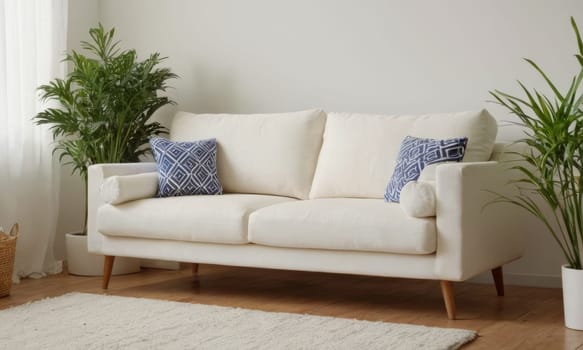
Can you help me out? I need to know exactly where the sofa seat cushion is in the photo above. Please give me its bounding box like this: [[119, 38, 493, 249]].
[[98, 194, 295, 244], [249, 199, 436, 254]]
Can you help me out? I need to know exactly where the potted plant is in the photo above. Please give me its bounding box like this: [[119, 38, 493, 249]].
[[34, 24, 177, 276], [490, 17, 583, 330]]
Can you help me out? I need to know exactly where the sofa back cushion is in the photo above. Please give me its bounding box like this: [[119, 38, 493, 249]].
[[309, 109, 497, 199], [171, 109, 326, 199]]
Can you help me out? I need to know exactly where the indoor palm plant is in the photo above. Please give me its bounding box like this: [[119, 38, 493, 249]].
[[35, 24, 177, 275], [490, 17, 583, 330]]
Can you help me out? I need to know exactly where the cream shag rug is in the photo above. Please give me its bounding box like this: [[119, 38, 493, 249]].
[[0, 293, 476, 349]]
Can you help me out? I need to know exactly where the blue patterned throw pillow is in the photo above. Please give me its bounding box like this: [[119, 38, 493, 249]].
[[384, 136, 468, 202], [150, 137, 223, 197]]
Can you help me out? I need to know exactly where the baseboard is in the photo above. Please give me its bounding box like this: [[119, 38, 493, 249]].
[[140, 259, 562, 288], [469, 272, 561, 288], [140, 259, 181, 270]]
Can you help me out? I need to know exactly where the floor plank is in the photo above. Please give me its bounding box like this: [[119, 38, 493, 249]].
[[0, 264, 581, 349]]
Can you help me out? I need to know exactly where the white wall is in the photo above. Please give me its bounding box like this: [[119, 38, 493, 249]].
[[65, 0, 583, 286]]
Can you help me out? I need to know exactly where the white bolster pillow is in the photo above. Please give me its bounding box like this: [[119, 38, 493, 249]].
[[100, 172, 159, 205], [399, 181, 436, 218]]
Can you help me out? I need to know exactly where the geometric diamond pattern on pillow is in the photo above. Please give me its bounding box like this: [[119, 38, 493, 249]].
[[150, 137, 223, 197], [384, 136, 468, 203]]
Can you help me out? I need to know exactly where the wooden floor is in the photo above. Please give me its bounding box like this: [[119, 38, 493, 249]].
[[1, 264, 581, 349]]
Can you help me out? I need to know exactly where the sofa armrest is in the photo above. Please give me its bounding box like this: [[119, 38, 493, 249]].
[[87, 163, 157, 253], [434, 161, 527, 281]]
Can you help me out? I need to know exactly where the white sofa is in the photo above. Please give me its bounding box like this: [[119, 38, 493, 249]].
[[88, 109, 526, 319]]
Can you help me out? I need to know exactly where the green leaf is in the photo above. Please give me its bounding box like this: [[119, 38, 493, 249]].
[[572, 17, 583, 56], [34, 23, 177, 183], [524, 58, 564, 101], [488, 17, 583, 268]]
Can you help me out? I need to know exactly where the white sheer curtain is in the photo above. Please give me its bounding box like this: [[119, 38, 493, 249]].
[[0, 0, 67, 281]]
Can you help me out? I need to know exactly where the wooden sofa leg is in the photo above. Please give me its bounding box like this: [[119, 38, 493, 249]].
[[492, 266, 504, 296], [102, 255, 115, 290], [440, 280, 456, 320], [192, 263, 199, 275]]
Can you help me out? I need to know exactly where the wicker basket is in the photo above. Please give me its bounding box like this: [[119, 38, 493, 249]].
[[0, 223, 18, 297]]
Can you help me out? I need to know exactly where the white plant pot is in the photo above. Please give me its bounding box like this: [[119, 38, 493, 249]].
[[65, 232, 140, 276], [562, 265, 583, 330]]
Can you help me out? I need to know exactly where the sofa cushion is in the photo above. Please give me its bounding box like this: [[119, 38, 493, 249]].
[[170, 109, 326, 199], [101, 172, 158, 205], [150, 137, 222, 197], [98, 194, 295, 244], [399, 181, 436, 218], [249, 198, 436, 254], [309, 109, 497, 199]]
